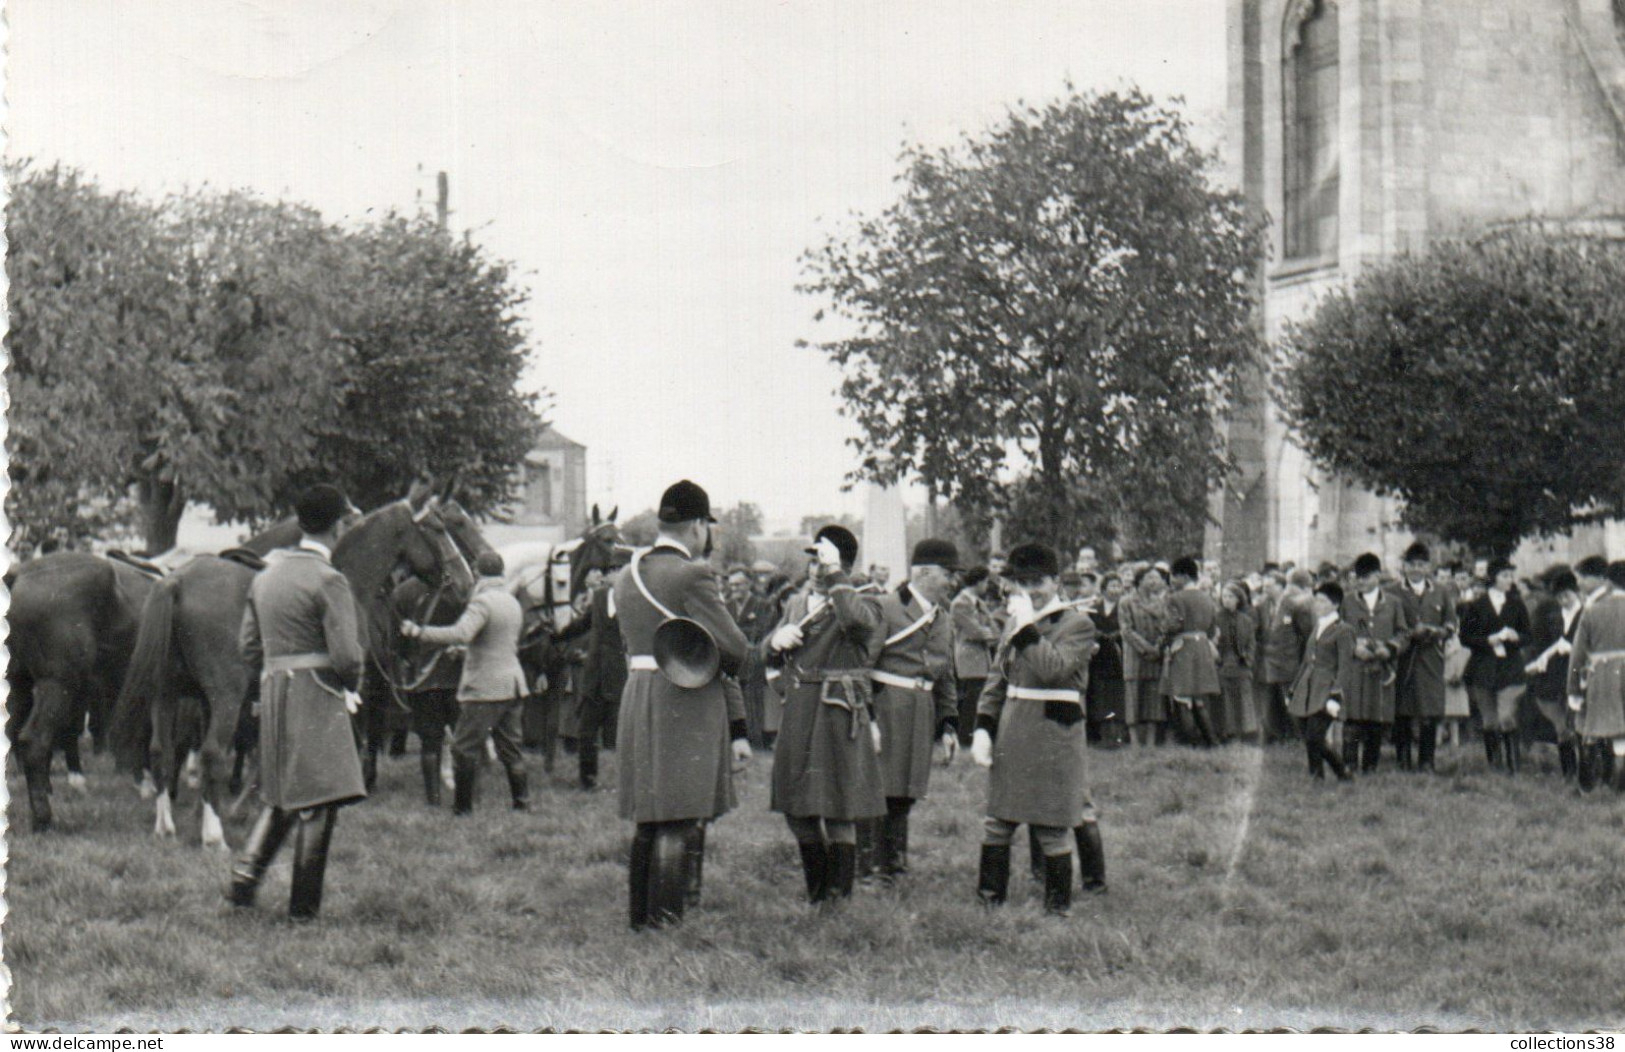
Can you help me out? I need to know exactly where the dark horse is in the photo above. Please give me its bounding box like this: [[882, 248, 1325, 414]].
[[6, 551, 164, 831], [112, 489, 468, 847]]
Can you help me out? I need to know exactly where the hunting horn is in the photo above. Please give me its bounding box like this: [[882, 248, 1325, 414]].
[[631, 551, 720, 689]]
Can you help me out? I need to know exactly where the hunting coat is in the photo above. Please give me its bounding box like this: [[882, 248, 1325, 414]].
[[1460, 589, 1533, 693], [1288, 618, 1358, 719], [768, 571, 887, 821], [414, 576, 529, 703], [1567, 589, 1625, 740], [1391, 579, 1457, 720], [613, 540, 749, 824], [579, 585, 628, 712], [869, 584, 958, 801], [1339, 587, 1412, 723], [1525, 595, 1581, 707], [976, 601, 1098, 829], [1260, 592, 1315, 686], [239, 544, 367, 812], [1162, 586, 1221, 699]]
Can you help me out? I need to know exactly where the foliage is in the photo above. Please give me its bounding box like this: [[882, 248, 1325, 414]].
[[5, 163, 542, 554], [1274, 230, 1625, 558], [619, 509, 660, 548], [714, 501, 764, 568], [800, 87, 1261, 560], [797, 513, 862, 539]]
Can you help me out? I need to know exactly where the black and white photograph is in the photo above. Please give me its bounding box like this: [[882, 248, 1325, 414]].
[[5, 0, 1625, 1035]]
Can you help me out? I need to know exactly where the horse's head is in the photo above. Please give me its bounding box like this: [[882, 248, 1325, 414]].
[[439, 499, 496, 565], [569, 513, 627, 598]]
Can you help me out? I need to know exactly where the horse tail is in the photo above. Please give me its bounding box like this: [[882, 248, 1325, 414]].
[[111, 576, 180, 774]]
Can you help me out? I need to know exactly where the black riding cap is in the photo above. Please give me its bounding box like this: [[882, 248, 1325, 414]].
[[1170, 555, 1200, 580], [658, 480, 717, 524], [1403, 541, 1431, 564], [1005, 543, 1059, 582], [296, 484, 350, 535], [910, 538, 959, 571], [1353, 552, 1382, 577], [805, 525, 859, 566]]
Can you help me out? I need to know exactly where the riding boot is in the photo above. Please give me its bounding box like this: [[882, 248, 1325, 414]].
[[1483, 730, 1502, 770], [1577, 741, 1599, 793], [1075, 823, 1107, 894], [1192, 702, 1217, 749], [683, 824, 706, 908], [1612, 749, 1625, 793], [452, 757, 477, 816], [648, 824, 690, 927], [362, 744, 378, 793], [1028, 826, 1046, 883], [797, 841, 830, 903], [1394, 717, 1414, 771], [1559, 741, 1578, 781], [854, 818, 880, 882], [977, 843, 1010, 905], [578, 738, 599, 791], [420, 750, 442, 807], [1504, 732, 1521, 777], [288, 806, 337, 922], [1042, 853, 1073, 917], [227, 806, 295, 907], [1417, 719, 1438, 772], [826, 842, 857, 900], [388, 727, 409, 758], [628, 824, 656, 930], [1342, 733, 1360, 775], [507, 766, 530, 811], [880, 809, 909, 879], [1362, 722, 1384, 773]]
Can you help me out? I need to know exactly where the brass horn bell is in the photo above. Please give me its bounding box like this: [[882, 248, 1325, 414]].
[[653, 617, 721, 689]]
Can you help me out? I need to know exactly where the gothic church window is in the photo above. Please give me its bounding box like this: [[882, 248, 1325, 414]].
[[1282, 0, 1339, 261]]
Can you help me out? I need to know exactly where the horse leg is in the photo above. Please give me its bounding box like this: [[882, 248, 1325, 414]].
[[19, 680, 70, 832], [194, 664, 246, 852]]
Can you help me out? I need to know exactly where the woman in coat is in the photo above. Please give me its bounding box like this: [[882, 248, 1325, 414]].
[[1215, 579, 1258, 743], [1118, 566, 1170, 747]]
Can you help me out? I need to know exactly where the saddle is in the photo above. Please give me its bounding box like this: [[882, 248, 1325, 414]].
[[105, 549, 166, 579], [218, 547, 268, 572]]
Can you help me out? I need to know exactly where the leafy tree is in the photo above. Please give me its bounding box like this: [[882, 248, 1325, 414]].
[[1274, 228, 1625, 558], [798, 513, 862, 539], [713, 501, 764, 568], [800, 87, 1261, 560], [619, 509, 660, 548]]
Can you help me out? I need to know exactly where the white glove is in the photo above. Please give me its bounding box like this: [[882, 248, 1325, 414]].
[[1005, 591, 1036, 629], [869, 720, 883, 755], [1324, 699, 1341, 719], [731, 738, 753, 771], [814, 537, 842, 568], [770, 623, 805, 652], [1555, 639, 1573, 656], [937, 732, 958, 765], [1568, 694, 1585, 713], [400, 621, 421, 639], [971, 728, 994, 767], [342, 689, 362, 715]]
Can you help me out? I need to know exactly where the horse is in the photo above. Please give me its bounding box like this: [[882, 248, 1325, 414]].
[[6, 551, 165, 831], [112, 488, 468, 848]]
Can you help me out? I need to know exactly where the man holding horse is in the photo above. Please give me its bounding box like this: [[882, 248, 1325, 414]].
[[230, 483, 368, 922]]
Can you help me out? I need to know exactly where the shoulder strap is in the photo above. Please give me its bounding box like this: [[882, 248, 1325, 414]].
[[629, 550, 678, 621], [883, 605, 938, 649]]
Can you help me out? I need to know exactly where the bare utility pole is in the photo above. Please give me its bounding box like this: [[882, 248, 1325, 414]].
[[436, 171, 449, 230]]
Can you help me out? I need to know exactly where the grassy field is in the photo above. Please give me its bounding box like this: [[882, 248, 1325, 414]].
[[6, 736, 1625, 1032]]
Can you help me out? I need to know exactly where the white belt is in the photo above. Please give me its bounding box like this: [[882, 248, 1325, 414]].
[[871, 669, 933, 692], [1007, 686, 1081, 703], [628, 655, 658, 671]]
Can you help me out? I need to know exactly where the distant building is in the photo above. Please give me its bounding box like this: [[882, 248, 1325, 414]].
[[505, 424, 587, 543], [1211, 0, 1625, 573]]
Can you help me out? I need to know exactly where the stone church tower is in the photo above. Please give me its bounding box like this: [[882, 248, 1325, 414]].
[[1210, 0, 1625, 572]]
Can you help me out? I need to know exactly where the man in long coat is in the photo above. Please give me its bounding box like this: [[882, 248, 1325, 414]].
[[614, 480, 751, 930], [230, 484, 367, 922], [1460, 557, 1532, 773], [766, 525, 886, 903], [1526, 566, 1582, 780], [970, 543, 1100, 917], [1391, 543, 1455, 772], [574, 561, 629, 789], [1288, 582, 1356, 781], [1162, 556, 1221, 748], [1340, 553, 1412, 773], [1259, 569, 1315, 744], [859, 539, 961, 882], [1567, 560, 1625, 792]]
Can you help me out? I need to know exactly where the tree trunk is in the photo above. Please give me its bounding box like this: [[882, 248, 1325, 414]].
[[136, 476, 185, 556]]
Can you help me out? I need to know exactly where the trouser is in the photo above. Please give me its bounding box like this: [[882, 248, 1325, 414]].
[[786, 815, 858, 903], [1469, 684, 1523, 734], [1298, 712, 1348, 780], [1392, 715, 1442, 769], [1340, 719, 1387, 772], [576, 688, 617, 789], [523, 685, 563, 772], [1261, 682, 1296, 743], [450, 698, 528, 811], [983, 817, 1071, 855], [957, 678, 986, 746], [408, 688, 459, 805], [628, 818, 701, 930]]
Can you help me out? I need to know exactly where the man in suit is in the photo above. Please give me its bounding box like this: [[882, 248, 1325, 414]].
[[1391, 543, 1457, 773], [1460, 557, 1532, 774], [1289, 581, 1355, 781], [951, 567, 999, 747], [231, 484, 367, 921], [1567, 560, 1625, 793], [614, 480, 751, 929], [1526, 566, 1582, 780], [1339, 553, 1411, 773], [573, 560, 630, 790], [859, 539, 961, 883], [403, 550, 531, 814], [1259, 569, 1315, 744]]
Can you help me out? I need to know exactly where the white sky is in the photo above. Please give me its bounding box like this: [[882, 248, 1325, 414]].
[[7, 0, 1227, 531]]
